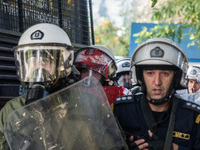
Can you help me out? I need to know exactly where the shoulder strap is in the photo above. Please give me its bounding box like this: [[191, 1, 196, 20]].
[[140, 96, 156, 132], [163, 97, 179, 150]]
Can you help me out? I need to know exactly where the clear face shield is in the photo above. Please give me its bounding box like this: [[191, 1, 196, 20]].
[[82, 69, 99, 86], [117, 74, 133, 89], [14, 45, 73, 89]]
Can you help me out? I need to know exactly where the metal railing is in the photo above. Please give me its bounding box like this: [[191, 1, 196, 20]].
[[0, 0, 94, 45]]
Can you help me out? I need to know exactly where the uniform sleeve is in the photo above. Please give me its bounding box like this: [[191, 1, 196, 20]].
[[192, 113, 200, 150], [0, 110, 10, 150], [177, 119, 200, 150], [177, 145, 192, 150], [0, 132, 9, 150], [0, 102, 11, 149], [176, 112, 200, 150], [0, 94, 26, 150]]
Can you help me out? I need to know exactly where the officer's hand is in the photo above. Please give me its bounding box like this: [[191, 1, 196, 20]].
[[149, 130, 179, 150], [172, 143, 179, 150], [128, 135, 149, 150], [148, 130, 153, 137], [147, 130, 164, 150]]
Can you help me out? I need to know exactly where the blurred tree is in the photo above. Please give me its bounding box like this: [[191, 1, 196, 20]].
[[134, 0, 200, 48], [116, 0, 155, 56], [93, 0, 156, 56], [94, 19, 129, 56], [120, 0, 154, 23], [99, 0, 109, 18]]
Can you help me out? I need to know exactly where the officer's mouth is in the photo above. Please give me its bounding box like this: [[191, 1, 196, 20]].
[[153, 89, 162, 95]]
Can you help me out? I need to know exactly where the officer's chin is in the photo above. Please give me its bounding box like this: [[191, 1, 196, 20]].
[[148, 95, 164, 101]]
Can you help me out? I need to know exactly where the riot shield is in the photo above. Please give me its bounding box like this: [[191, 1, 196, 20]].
[[4, 76, 127, 150], [175, 90, 200, 104]]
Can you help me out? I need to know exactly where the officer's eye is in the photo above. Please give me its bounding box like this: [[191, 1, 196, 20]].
[[163, 72, 169, 76], [146, 71, 154, 76]]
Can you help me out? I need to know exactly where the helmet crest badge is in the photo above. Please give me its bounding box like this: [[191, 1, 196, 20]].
[[122, 62, 130, 68], [190, 69, 197, 75], [31, 30, 44, 40], [150, 47, 164, 57]]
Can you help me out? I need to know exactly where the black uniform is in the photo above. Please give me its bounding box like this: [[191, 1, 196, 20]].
[[113, 94, 200, 150]]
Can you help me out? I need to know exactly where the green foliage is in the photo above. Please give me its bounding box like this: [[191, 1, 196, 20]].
[[94, 19, 129, 56], [134, 0, 200, 48], [134, 23, 188, 44], [151, 0, 157, 7]]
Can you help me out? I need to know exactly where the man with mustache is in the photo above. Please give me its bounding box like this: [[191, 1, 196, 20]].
[[114, 38, 200, 150]]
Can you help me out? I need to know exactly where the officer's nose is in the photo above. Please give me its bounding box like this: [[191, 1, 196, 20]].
[[154, 73, 162, 85]]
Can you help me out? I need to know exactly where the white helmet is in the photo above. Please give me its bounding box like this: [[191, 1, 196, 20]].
[[116, 57, 131, 75], [14, 23, 74, 89], [197, 73, 200, 84], [116, 57, 134, 89], [186, 65, 200, 80], [131, 38, 188, 89], [74, 45, 117, 80]]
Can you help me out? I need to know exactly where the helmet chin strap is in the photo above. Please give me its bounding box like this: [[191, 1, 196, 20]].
[[148, 95, 170, 105]]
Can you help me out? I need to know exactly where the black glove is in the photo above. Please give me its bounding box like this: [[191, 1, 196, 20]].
[[127, 134, 165, 150], [126, 134, 149, 150], [146, 134, 165, 150]]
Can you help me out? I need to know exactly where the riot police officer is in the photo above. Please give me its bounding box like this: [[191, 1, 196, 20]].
[[116, 57, 141, 94], [0, 23, 76, 149], [74, 45, 117, 86], [114, 38, 200, 149], [186, 65, 200, 93], [74, 45, 131, 107], [116, 57, 132, 89]]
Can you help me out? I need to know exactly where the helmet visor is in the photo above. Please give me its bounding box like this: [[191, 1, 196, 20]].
[[14, 46, 72, 84]]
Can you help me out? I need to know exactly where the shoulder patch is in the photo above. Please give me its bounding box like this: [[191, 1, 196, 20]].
[[195, 114, 200, 124], [115, 94, 141, 105], [183, 101, 200, 114]]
